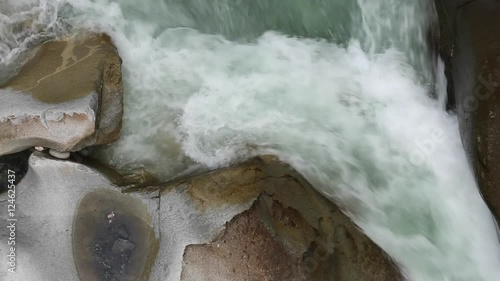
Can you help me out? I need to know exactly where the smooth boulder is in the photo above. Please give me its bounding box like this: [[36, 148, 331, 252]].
[[435, 0, 500, 219], [0, 33, 123, 156], [177, 156, 403, 281]]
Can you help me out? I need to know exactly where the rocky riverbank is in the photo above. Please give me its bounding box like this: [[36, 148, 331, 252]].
[[0, 152, 404, 281], [0, 33, 403, 281]]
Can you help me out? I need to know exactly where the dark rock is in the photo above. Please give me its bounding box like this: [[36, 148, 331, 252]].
[[112, 238, 136, 255], [436, 0, 500, 220], [116, 225, 131, 240], [73, 189, 157, 281], [0, 149, 31, 193]]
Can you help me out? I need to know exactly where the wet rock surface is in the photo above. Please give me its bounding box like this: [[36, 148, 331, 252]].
[[0, 33, 123, 156], [73, 189, 157, 281], [436, 0, 500, 220], [179, 156, 403, 281]]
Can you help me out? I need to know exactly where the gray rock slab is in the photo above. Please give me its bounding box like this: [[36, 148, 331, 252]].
[[0, 153, 159, 281]]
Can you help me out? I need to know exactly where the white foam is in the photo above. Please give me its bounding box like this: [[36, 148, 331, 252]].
[[0, 0, 63, 84]]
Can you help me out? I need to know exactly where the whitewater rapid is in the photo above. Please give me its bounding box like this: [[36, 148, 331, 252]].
[[2, 0, 500, 280]]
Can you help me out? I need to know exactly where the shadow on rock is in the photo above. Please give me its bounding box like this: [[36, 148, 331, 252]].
[[0, 150, 31, 193]]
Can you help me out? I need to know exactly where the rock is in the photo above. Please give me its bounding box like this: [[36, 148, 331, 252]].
[[48, 149, 70, 159], [150, 164, 260, 280], [73, 189, 157, 281], [0, 154, 402, 281], [436, 0, 500, 220], [182, 200, 311, 281], [112, 238, 136, 254], [117, 225, 131, 240], [0, 33, 123, 156], [177, 156, 403, 281], [0, 153, 158, 281]]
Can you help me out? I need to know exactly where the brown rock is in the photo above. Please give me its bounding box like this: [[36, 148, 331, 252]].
[[180, 156, 403, 281], [182, 200, 310, 281], [0, 33, 123, 155], [0, 153, 402, 280], [436, 0, 500, 220]]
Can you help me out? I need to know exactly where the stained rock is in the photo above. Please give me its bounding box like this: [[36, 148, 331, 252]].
[[73, 189, 157, 281], [0, 153, 403, 281], [0, 33, 123, 156], [436, 0, 500, 220], [150, 166, 260, 280], [175, 156, 403, 281], [112, 238, 136, 254], [181, 199, 311, 281], [0, 153, 158, 281]]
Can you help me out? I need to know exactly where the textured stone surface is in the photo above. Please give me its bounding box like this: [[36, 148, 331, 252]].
[[436, 0, 500, 220], [150, 169, 258, 281], [0, 153, 158, 281], [0, 33, 123, 156], [73, 189, 157, 281], [179, 156, 403, 281], [182, 200, 311, 281], [0, 154, 403, 281]]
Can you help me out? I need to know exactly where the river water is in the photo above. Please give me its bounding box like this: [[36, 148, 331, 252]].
[[2, 0, 500, 280]]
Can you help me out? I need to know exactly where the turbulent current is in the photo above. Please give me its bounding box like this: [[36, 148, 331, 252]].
[[2, 0, 500, 280]]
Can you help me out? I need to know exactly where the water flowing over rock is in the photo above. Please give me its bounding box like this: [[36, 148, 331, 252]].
[[0, 153, 403, 281], [436, 0, 500, 220], [0, 33, 123, 156]]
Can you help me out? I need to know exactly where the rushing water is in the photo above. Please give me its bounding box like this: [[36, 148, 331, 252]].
[[2, 0, 500, 280]]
